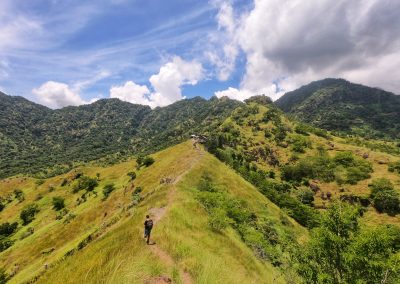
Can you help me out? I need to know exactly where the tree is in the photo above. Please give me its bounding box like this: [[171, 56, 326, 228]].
[[20, 204, 40, 225], [296, 202, 400, 283], [369, 178, 400, 216], [52, 197, 65, 211]]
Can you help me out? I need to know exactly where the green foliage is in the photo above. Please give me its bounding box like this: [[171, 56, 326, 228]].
[[369, 178, 400, 216], [0, 236, 13, 252], [72, 176, 98, 193], [142, 156, 155, 167], [0, 222, 18, 236], [103, 183, 115, 200], [389, 160, 400, 174], [20, 204, 39, 225], [295, 202, 400, 283], [288, 134, 312, 153], [13, 189, 25, 203], [195, 174, 294, 266], [297, 188, 315, 205], [282, 152, 372, 185], [276, 78, 400, 140], [52, 196, 65, 211], [0, 95, 241, 179], [127, 171, 136, 180], [0, 267, 7, 284]]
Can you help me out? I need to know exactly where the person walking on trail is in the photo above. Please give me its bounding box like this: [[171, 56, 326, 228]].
[[144, 215, 153, 245]]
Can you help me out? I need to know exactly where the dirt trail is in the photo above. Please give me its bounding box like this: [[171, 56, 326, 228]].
[[147, 146, 204, 284]]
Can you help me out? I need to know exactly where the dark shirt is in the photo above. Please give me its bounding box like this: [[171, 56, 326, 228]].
[[144, 219, 153, 229]]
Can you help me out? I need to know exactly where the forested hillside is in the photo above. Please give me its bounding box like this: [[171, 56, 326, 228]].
[[276, 79, 400, 139], [0, 93, 240, 178]]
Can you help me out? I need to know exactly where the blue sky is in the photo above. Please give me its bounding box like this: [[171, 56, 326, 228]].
[[0, 0, 399, 108]]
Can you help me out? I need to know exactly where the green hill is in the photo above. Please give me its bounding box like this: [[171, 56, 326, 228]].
[[1, 93, 400, 283], [0, 93, 240, 179], [275, 78, 400, 139], [0, 142, 306, 283]]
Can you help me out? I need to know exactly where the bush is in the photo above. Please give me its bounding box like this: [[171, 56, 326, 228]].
[[72, 176, 98, 193], [372, 190, 400, 216], [0, 222, 18, 236], [0, 236, 13, 252], [52, 197, 65, 211], [142, 156, 155, 167], [14, 189, 24, 203], [127, 171, 136, 180], [209, 208, 230, 231], [103, 183, 115, 199], [0, 203, 4, 212], [388, 160, 400, 173], [369, 178, 400, 216], [297, 188, 315, 205], [20, 204, 39, 225]]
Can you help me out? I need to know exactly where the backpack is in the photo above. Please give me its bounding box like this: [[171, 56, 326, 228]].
[[146, 219, 153, 229]]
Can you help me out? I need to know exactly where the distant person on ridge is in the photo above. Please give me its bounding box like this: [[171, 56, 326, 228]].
[[144, 215, 153, 245]]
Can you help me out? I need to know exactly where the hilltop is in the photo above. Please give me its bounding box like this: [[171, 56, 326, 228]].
[[0, 142, 306, 283], [1, 95, 400, 282], [276, 78, 400, 139], [0, 93, 240, 179]]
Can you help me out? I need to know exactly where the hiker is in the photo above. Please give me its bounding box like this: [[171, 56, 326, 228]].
[[144, 215, 153, 245]]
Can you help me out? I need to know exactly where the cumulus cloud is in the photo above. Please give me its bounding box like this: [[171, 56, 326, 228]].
[[110, 81, 151, 105], [111, 56, 204, 108], [214, 0, 400, 101], [33, 81, 87, 109], [32, 70, 110, 108]]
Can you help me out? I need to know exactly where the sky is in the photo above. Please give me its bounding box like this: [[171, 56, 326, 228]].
[[0, 0, 399, 109]]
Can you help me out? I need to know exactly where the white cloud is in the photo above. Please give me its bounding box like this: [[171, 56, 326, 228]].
[[111, 56, 204, 108], [214, 0, 400, 100], [110, 81, 151, 105], [33, 81, 87, 109], [32, 70, 110, 108]]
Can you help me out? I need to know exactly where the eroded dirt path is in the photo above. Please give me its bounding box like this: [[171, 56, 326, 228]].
[[147, 146, 204, 284]]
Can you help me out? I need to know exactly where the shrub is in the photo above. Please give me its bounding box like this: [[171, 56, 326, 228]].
[[52, 197, 65, 211], [388, 160, 400, 173], [142, 156, 155, 167], [369, 178, 400, 216], [55, 208, 69, 220], [20, 204, 39, 225], [127, 171, 136, 180], [372, 190, 400, 216], [297, 188, 315, 205], [209, 208, 230, 231], [14, 189, 24, 203], [103, 183, 115, 199], [346, 166, 371, 185], [0, 236, 13, 252], [35, 179, 45, 186], [0, 222, 18, 237], [0, 203, 4, 212], [72, 176, 98, 193]]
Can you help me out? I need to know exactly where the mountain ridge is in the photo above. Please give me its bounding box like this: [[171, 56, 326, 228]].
[[276, 78, 400, 139]]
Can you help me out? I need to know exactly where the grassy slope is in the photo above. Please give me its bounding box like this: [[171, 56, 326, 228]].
[[0, 141, 305, 283], [225, 102, 400, 227]]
